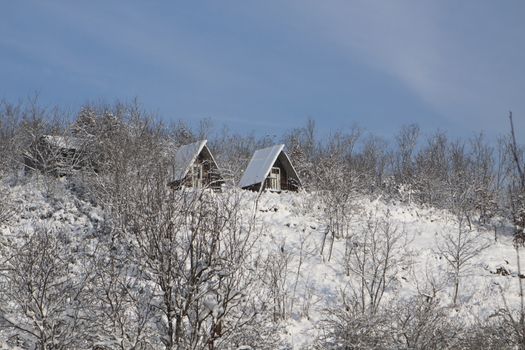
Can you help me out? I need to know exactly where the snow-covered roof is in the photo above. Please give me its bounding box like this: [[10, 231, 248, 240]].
[[171, 140, 217, 182], [41, 135, 88, 150], [239, 144, 300, 189]]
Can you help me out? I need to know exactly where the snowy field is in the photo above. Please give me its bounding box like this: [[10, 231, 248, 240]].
[[248, 191, 519, 347], [0, 176, 521, 348]]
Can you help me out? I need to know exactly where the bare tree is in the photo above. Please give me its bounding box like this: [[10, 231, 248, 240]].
[[469, 133, 498, 224], [508, 112, 525, 243], [91, 228, 156, 349], [346, 213, 408, 315], [414, 131, 449, 206], [0, 100, 24, 176], [388, 295, 455, 350], [0, 184, 15, 226], [0, 226, 96, 349], [118, 170, 259, 349], [262, 242, 292, 322], [499, 112, 525, 349], [355, 135, 390, 193], [289, 229, 315, 317], [210, 127, 275, 186], [282, 118, 317, 188], [317, 130, 362, 261], [316, 288, 390, 350], [394, 124, 420, 185], [436, 217, 490, 305]]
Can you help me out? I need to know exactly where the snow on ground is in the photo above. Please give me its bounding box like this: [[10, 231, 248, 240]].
[[241, 190, 520, 347], [0, 175, 104, 260], [0, 178, 521, 348]]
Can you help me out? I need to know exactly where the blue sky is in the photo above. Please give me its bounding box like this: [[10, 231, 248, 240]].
[[1, 1, 524, 141]]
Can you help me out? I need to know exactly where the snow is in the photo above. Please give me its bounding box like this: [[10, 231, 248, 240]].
[[0, 176, 522, 348], [245, 192, 520, 345], [238, 144, 284, 188], [41, 135, 88, 150]]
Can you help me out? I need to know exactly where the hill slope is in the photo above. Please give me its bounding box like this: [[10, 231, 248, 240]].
[[0, 177, 521, 348]]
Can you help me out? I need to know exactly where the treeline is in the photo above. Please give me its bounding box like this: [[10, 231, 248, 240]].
[[0, 99, 521, 222]]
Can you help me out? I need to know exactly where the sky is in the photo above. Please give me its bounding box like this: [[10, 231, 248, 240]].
[[1, 1, 524, 142]]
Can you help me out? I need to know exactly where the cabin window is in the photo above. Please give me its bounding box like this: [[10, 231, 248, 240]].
[[266, 167, 281, 190], [190, 163, 203, 188]]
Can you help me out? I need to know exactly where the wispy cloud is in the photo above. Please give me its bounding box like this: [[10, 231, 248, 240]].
[[1, 1, 257, 95], [1, 1, 523, 139], [289, 0, 525, 136]]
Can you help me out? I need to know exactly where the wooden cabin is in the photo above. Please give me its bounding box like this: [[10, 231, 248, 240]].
[[168, 140, 222, 190], [239, 144, 301, 192], [24, 135, 90, 176]]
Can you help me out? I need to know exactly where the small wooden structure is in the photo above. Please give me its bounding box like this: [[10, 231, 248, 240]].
[[239, 144, 301, 192], [24, 135, 90, 176], [168, 140, 222, 190]]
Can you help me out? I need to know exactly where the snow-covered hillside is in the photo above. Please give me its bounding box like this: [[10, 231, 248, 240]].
[[248, 191, 520, 347], [0, 177, 522, 349]]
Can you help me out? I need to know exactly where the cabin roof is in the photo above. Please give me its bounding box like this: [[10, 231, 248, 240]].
[[171, 140, 218, 182], [239, 144, 301, 188], [41, 135, 87, 150]]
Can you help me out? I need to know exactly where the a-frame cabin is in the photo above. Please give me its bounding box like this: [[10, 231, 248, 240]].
[[24, 135, 92, 176], [168, 140, 222, 190], [239, 144, 301, 192]]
